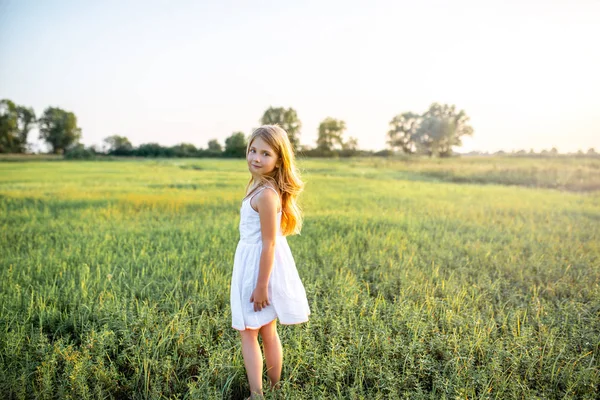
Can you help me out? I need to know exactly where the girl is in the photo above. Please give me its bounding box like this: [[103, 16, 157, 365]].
[[230, 125, 311, 399]]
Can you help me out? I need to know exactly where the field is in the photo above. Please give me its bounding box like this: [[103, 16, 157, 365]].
[[1, 156, 599, 399]]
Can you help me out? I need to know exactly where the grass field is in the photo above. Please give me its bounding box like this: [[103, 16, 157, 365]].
[[1, 156, 599, 399]]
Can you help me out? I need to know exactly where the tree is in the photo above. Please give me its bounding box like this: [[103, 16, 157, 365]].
[[387, 112, 420, 154], [16, 106, 36, 152], [224, 131, 247, 157], [342, 136, 359, 151], [316, 117, 346, 151], [386, 103, 473, 157], [0, 100, 18, 153], [135, 143, 167, 157], [207, 139, 222, 153], [64, 143, 96, 160], [260, 107, 302, 151], [171, 143, 198, 157], [38, 107, 82, 154], [587, 148, 597, 155], [104, 135, 133, 155], [415, 103, 474, 157], [0, 99, 36, 153]]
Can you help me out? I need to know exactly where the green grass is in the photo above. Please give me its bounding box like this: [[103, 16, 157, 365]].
[[1, 157, 599, 399]]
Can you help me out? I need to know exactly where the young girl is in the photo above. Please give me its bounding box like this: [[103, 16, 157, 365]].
[[230, 125, 311, 399]]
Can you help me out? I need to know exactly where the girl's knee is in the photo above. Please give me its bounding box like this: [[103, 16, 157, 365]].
[[259, 322, 279, 342], [239, 328, 259, 342]]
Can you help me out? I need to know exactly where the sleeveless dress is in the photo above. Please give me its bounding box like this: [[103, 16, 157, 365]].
[[230, 185, 311, 331]]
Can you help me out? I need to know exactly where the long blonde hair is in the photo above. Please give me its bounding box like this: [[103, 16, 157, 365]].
[[245, 125, 304, 236]]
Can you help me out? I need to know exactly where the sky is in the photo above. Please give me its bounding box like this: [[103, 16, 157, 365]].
[[1, 0, 599, 153]]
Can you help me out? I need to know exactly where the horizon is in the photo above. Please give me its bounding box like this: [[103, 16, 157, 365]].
[[1, 0, 599, 154]]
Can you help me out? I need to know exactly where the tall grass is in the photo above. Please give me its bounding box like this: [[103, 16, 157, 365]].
[[1, 157, 599, 399]]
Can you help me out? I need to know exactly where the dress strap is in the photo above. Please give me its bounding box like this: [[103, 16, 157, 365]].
[[245, 185, 281, 211], [262, 186, 279, 197], [246, 185, 278, 200]]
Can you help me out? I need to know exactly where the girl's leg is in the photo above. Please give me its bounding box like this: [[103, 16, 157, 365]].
[[259, 319, 282, 389], [239, 328, 263, 397]]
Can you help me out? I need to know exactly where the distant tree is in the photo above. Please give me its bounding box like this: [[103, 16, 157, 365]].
[[171, 143, 198, 157], [342, 136, 359, 151], [104, 135, 133, 155], [586, 148, 596, 155], [224, 131, 248, 157], [0, 99, 36, 153], [207, 139, 222, 153], [64, 143, 96, 160], [134, 142, 174, 157], [16, 106, 36, 152], [387, 112, 420, 154], [0, 100, 19, 153], [374, 149, 394, 157], [316, 117, 346, 151], [387, 103, 473, 157], [260, 107, 302, 151], [38, 107, 82, 154], [550, 147, 559, 155], [415, 103, 474, 157]]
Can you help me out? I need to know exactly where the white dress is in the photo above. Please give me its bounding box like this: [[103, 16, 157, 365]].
[[230, 186, 311, 331]]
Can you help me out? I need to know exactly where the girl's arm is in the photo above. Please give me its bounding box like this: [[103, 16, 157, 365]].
[[250, 189, 280, 312]]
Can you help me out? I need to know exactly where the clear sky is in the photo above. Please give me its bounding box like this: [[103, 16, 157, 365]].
[[1, 0, 599, 153]]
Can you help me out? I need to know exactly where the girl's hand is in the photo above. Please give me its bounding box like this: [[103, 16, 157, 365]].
[[249, 285, 270, 312]]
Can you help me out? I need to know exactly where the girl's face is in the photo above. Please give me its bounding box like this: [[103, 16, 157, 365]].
[[247, 136, 281, 178]]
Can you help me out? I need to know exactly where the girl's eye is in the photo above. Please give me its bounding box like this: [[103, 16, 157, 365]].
[[249, 148, 270, 156]]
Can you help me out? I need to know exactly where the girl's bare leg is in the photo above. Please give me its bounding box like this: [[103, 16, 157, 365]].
[[239, 328, 263, 397], [259, 319, 282, 388]]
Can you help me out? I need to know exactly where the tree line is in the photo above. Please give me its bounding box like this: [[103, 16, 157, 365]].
[[2, 98, 595, 159]]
